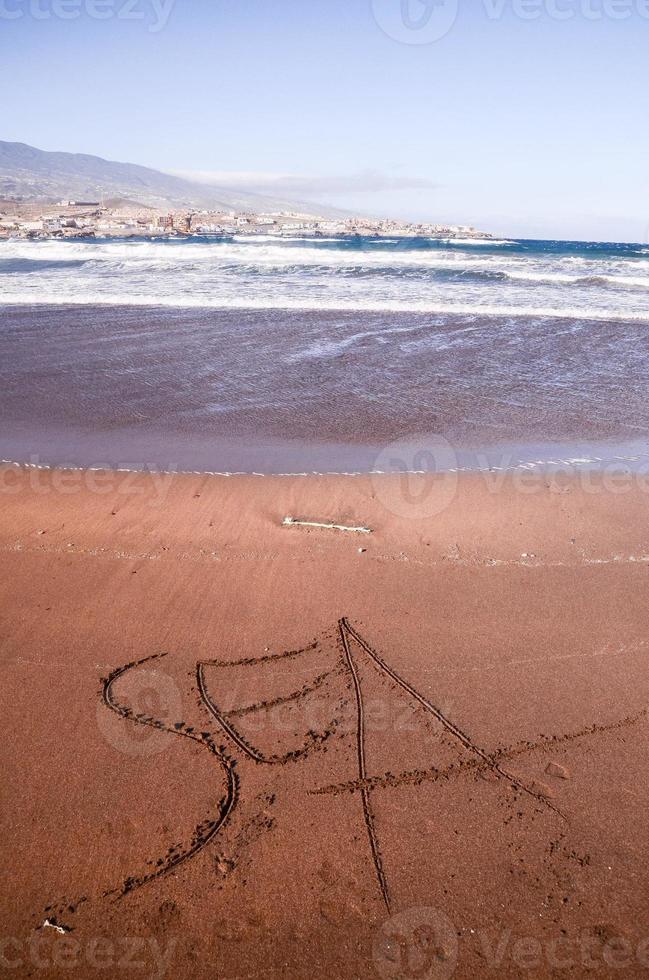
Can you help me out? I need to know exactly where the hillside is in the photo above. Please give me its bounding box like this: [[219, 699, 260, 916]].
[[0, 141, 339, 216]]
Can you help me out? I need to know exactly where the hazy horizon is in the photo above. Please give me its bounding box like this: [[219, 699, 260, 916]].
[[2, 1, 648, 242]]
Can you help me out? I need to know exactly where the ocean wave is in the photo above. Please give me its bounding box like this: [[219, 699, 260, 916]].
[[0, 238, 464, 267], [0, 257, 88, 272], [504, 270, 649, 290], [231, 234, 347, 244], [2, 291, 648, 322], [574, 274, 649, 289], [2, 236, 649, 323], [433, 237, 516, 246], [1, 238, 646, 276], [0, 238, 493, 267], [278, 265, 649, 290]]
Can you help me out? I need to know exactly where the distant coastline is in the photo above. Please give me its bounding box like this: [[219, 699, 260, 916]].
[[0, 199, 494, 242]]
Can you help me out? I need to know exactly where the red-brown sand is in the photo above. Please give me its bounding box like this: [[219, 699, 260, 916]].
[[2, 464, 649, 979]]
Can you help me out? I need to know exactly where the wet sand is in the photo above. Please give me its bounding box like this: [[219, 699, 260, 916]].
[[2, 466, 649, 978], [3, 305, 649, 474]]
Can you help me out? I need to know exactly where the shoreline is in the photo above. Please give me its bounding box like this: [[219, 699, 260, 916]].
[[3, 433, 649, 478], [3, 463, 649, 560]]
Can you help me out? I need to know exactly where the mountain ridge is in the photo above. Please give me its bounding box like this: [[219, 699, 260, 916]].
[[0, 140, 345, 217]]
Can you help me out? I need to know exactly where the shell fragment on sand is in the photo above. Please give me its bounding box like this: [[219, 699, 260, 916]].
[[282, 516, 372, 534], [41, 919, 71, 935]]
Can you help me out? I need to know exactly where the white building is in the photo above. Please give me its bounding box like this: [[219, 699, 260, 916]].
[[318, 222, 346, 234]]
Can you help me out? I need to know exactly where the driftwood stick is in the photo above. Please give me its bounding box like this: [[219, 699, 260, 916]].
[[282, 516, 372, 534]]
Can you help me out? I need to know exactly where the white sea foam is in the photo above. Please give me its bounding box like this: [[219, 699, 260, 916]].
[[504, 269, 649, 289], [434, 237, 515, 246], [285, 322, 424, 362], [2, 290, 649, 322], [2, 236, 648, 321]]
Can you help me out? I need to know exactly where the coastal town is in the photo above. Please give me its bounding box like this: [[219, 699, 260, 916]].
[[0, 198, 493, 241]]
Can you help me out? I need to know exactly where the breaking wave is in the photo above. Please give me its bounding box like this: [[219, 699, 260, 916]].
[[1, 234, 648, 321]]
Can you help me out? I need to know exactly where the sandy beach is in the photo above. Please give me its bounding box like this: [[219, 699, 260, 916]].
[[2, 463, 649, 978], [5, 1, 649, 975]]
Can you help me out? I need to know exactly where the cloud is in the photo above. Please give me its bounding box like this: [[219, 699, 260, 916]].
[[169, 168, 437, 196]]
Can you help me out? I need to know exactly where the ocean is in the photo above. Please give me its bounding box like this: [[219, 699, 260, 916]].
[[1, 234, 648, 473], [1, 234, 649, 319]]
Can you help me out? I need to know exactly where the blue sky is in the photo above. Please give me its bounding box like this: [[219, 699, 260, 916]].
[[2, 0, 648, 240]]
